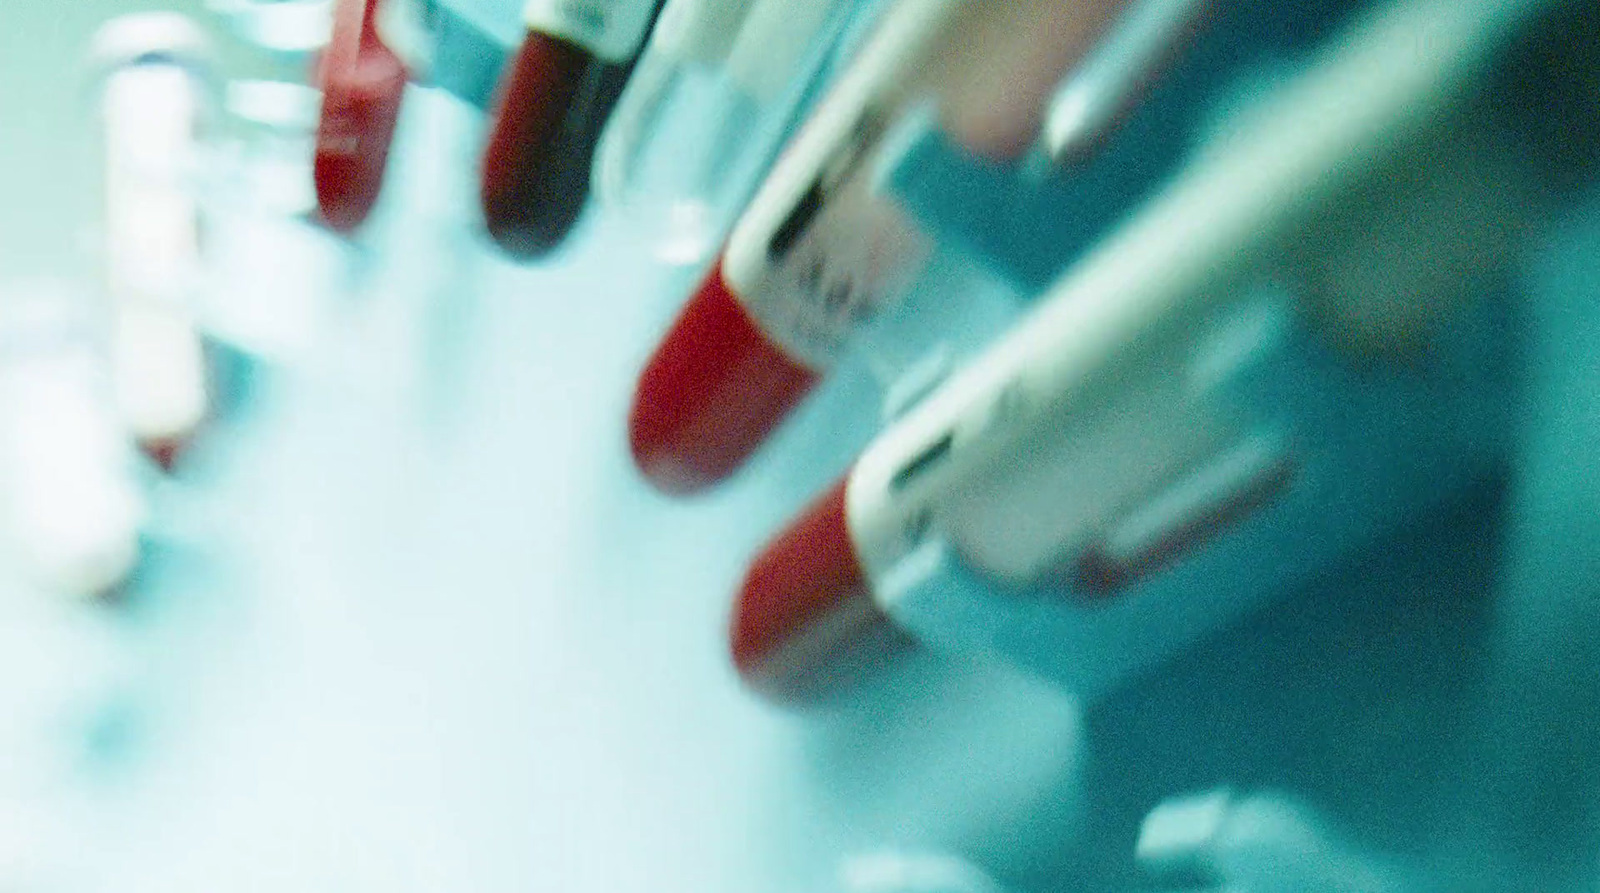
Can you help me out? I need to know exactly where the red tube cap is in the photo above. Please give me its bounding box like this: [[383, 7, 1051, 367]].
[[629, 262, 819, 494], [480, 32, 634, 258], [730, 478, 912, 704], [314, 0, 406, 233]]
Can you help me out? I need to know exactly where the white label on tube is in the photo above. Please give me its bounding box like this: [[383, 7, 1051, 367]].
[[522, 0, 659, 62], [103, 63, 209, 443], [725, 154, 933, 369], [103, 65, 202, 310], [112, 302, 209, 443], [720, 0, 962, 368]]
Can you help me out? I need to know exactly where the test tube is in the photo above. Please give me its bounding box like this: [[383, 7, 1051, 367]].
[[592, 0, 865, 263], [629, 0, 1129, 494], [89, 13, 216, 470], [0, 281, 145, 599], [314, 0, 409, 231], [479, 0, 668, 258]]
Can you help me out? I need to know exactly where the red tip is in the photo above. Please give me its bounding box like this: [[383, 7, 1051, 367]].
[[480, 32, 634, 258], [629, 262, 819, 494], [140, 435, 187, 472], [314, 0, 406, 233], [730, 478, 911, 704]]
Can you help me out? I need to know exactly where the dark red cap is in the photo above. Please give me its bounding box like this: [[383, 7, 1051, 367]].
[[730, 478, 912, 704], [480, 31, 634, 258], [629, 261, 820, 494], [314, 0, 406, 233]]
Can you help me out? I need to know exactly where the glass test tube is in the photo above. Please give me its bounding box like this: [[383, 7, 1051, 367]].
[[90, 14, 216, 469]]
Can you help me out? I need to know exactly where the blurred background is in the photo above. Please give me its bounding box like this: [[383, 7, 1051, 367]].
[[0, 0, 1596, 891]]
